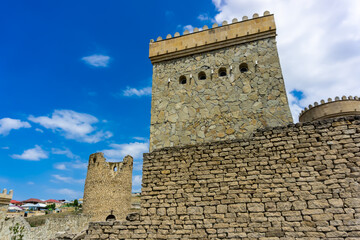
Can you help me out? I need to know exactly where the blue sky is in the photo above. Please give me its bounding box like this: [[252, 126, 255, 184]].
[[1, 0, 359, 201]]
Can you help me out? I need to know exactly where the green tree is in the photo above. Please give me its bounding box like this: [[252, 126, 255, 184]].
[[73, 199, 78, 207], [46, 203, 55, 210]]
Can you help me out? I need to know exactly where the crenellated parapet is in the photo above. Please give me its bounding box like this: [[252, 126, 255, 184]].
[[0, 188, 13, 205], [299, 95, 360, 122], [149, 11, 275, 63]]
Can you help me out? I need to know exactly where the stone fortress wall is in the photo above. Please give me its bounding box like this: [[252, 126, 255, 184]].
[[149, 12, 293, 151], [82, 116, 360, 239], [54, 11, 360, 240], [83, 153, 133, 222], [299, 96, 360, 123]]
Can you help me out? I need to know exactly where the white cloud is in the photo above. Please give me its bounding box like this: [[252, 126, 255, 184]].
[[211, 0, 360, 122], [102, 142, 149, 162], [132, 175, 142, 187], [82, 54, 110, 67], [52, 148, 79, 159], [198, 13, 210, 21], [183, 25, 194, 33], [133, 137, 147, 141], [54, 163, 67, 170], [123, 87, 152, 97], [11, 145, 48, 161], [35, 128, 43, 133], [29, 110, 112, 143], [54, 160, 87, 170], [134, 161, 143, 171], [70, 161, 87, 169], [1, 147, 9, 150], [51, 174, 84, 184], [51, 188, 82, 199], [0, 118, 31, 136], [27, 181, 34, 185]]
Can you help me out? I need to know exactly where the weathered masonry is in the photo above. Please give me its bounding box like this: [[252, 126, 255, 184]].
[[0, 188, 13, 220], [54, 11, 360, 240], [83, 116, 360, 239], [149, 12, 293, 151], [83, 153, 133, 222]]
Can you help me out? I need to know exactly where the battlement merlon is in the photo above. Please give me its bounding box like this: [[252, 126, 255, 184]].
[[0, 188, 13, 205], [149, 11, 276, 63]]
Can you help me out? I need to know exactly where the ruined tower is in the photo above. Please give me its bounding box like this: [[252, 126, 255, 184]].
[[149, 11, 293, 151], [0, 188, 13, 220], [83, 153, 133, 222]]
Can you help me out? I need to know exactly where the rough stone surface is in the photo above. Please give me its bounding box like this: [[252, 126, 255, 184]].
[[80, 116, 360, 239], [150, 37, 293, 151], [83, 153, 133, 222], [0, 214, 89, 240]]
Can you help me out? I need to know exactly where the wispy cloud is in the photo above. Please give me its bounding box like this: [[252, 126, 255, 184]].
[[82, 54, 110, 67], [29, 110, 112, 143], [50, 188, 82, 199], [52, 148, 79, 159], [1, 147, 10, 150], [132, 175, 142, 187], [35, 128, 43, 133], [54, 163, 67, 170], [198, 13, 210, 21], [122, 87, 152, 97], [102, 142, 149, 162], [53, 160, 87, 171], [51, 174, 84, 184], [133, 137, 147, 141], [211, 0, 360, 122], [183, 25, 194, 33], [27, 181, 34, 185], [11, 145, 48, 161], [0, 118, 31, 136]]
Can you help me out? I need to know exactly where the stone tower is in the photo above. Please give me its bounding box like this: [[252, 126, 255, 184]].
[[83, 153, 133, 222], [299, 95, 360, 122], [149, 11, 293, 151], [0, 188, 13, 220]]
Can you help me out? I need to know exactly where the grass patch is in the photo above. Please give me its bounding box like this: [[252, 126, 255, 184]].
[[25, 210, 82, 227]]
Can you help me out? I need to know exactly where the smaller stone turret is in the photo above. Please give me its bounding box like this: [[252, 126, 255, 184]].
[[0, 188, 13, 219], [83, 153, 133, 222], [299, 96, 360, 122]]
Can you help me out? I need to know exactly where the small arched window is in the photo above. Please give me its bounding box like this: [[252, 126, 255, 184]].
[[93, 157, 97, 164], [219, 67, 227, 77], [239, 63, 248, 73], [106, 214, 116, 221], [179, 75, 187, 84], [198, 71, 206, 80], [114, 166, 117, 172]]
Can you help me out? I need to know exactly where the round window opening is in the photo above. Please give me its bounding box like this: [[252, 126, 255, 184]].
[[219, 68, 227, 77], [240, 63, 248, 73], [179, 76, 187, 84], [198, 71, 206, 80]]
